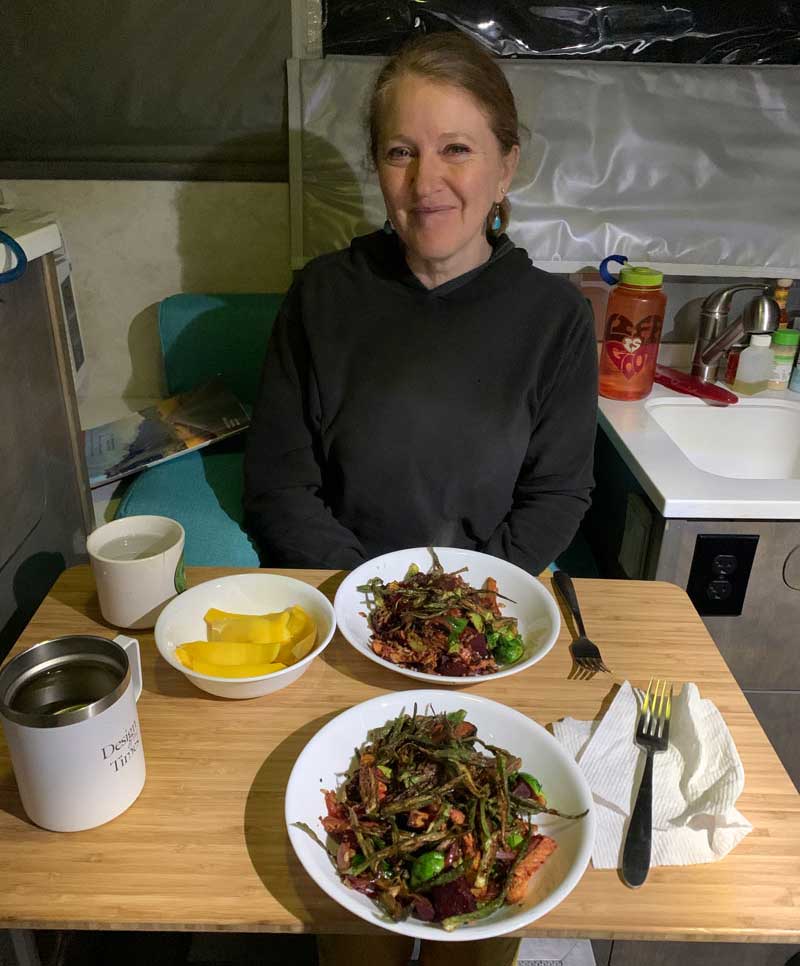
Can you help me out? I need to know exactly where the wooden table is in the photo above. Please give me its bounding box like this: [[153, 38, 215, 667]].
[[0, 566, 798, 946]]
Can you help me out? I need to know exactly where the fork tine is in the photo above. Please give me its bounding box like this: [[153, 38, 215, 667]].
[[639, 678, 653, 736], [654, 679, 667, 737], [641, 678, 653, 715], [661, 682, 673, 740], [642, 680, 673, 738]]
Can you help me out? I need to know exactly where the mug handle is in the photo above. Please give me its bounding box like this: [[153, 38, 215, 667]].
[[114, 635, 143, 701]]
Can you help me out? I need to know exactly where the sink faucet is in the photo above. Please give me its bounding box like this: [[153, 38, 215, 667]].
[[692, 284, 780, 383]]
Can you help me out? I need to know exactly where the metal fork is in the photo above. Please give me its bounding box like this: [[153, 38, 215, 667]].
[[552, 570, 611, 674], [621, 679, 673, 888]]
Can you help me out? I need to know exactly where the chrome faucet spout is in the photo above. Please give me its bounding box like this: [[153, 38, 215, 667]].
[[691, 284, 776, 384], [700, 318, 745, 368], [700, 296, 779, 368]]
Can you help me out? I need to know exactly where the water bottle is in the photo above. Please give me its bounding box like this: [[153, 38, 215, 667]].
[[598, 256, 667, 402]]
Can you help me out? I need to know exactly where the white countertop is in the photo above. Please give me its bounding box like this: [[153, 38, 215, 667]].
[[599, 380, 800, 520], [0, 209, 63, 269]]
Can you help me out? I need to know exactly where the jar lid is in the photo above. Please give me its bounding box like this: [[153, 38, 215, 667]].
[[750, 333, 772, 347], [619, 265, 663, 287], [771, 329, 800, 346]]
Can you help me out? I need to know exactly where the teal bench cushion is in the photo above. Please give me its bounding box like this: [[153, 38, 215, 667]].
[[115, 293, 282, 567], [158, 293, 284, 404]]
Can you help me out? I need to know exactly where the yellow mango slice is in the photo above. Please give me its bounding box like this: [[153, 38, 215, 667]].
[[205, 608, 292, 644], [175, 640, 282, 669], [180, 605, 317, 675], [289, 628, 317, 662], [283, 606, 317, 661], [203, 605, 316, 653], [192, 659, 287, 678]]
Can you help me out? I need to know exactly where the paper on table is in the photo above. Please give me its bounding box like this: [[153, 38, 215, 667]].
[[553, 681, 752, 869]]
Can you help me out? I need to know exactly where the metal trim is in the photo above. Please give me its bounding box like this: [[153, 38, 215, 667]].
[[0, 635, 131, 729]]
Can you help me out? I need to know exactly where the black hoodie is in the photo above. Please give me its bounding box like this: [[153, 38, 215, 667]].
[[243, 230, 597, 572]]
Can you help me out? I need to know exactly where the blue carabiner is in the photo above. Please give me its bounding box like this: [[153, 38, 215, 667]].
[[0, 229, 28, 283], [599, 254, 627, 286]]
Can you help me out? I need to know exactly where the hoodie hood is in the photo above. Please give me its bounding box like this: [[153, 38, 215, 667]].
[[349, 229, 524, 299]]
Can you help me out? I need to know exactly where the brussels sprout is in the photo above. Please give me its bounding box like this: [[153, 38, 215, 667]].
[[511, 772, 544, 801], [494, 635, 524, 664], [410, 850, 446, 887]]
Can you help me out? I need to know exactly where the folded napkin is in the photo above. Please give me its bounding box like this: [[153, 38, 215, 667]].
[[552, 681, 752, 869]]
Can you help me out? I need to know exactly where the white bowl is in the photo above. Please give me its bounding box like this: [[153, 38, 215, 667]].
[[285, 689, 595, 941], [334, 547, 561, 685], [154, 573, 336, 698]]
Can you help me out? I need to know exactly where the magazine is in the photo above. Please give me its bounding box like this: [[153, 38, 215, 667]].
[[84, 378, 250, 488]]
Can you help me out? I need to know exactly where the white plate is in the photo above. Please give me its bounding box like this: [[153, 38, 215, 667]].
[[285, 689, 595, 941], [334, 547, 561, 685], [154, 573, 336, 698]]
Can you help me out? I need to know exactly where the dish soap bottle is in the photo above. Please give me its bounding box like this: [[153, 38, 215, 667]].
[[597, 256, 667, 401], [732, 333, 773, 395]]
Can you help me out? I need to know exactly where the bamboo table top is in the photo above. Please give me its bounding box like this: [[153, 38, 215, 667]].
[[0, 565, 798, 943]]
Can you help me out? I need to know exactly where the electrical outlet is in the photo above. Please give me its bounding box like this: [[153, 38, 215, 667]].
[[686, 534, 759, 617]]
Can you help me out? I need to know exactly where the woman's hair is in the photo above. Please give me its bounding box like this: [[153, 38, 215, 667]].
[[367, 31, 521, 236]]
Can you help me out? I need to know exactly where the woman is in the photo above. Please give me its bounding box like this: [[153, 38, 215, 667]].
[[243, 33, 597, 579], [244, 31, 597, 966]]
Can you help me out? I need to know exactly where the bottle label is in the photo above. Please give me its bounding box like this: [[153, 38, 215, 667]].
[[604, 313, 664, 380], [768, 360, 794, 386]]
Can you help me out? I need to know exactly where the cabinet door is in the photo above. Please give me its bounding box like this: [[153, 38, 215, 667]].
[[0, 255, 90, 658]]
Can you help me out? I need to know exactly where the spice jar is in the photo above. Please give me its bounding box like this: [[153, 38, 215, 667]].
[[773, 278, 793, 328], [767, 330, 800, 391]]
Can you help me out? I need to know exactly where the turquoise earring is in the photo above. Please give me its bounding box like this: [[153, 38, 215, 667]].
[[383, 218, 394, 235], [491, 205, 502, 232]]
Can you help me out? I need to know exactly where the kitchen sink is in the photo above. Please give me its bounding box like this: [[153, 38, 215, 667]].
[[645, 396, 800, 480]]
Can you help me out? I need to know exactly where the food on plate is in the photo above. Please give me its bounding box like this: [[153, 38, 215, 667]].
[[294, 708, 587, 931], [357, 549, 525, 676], [175, 604, 316, 677]]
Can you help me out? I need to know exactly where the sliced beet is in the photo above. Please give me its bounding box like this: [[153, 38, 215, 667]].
[[344, 774, 361, 802], [412, 895, 436, 921], [429, 876, 477, 920], [461, 628, 488, 658], [437, 656, 469, 676]]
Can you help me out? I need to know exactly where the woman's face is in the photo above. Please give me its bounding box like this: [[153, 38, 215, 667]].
[[377, 74, 519, 278]]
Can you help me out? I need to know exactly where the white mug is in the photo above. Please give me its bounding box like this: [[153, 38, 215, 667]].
[[0, 634, 146, 832], [87, 515, 186, 629]]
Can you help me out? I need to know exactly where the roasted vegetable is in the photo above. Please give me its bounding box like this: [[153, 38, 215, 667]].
[[294, 708, 588, 931], [358, 549, 525, 677]]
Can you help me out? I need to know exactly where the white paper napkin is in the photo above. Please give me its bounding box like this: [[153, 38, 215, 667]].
[[552, 681, 752, 869]]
